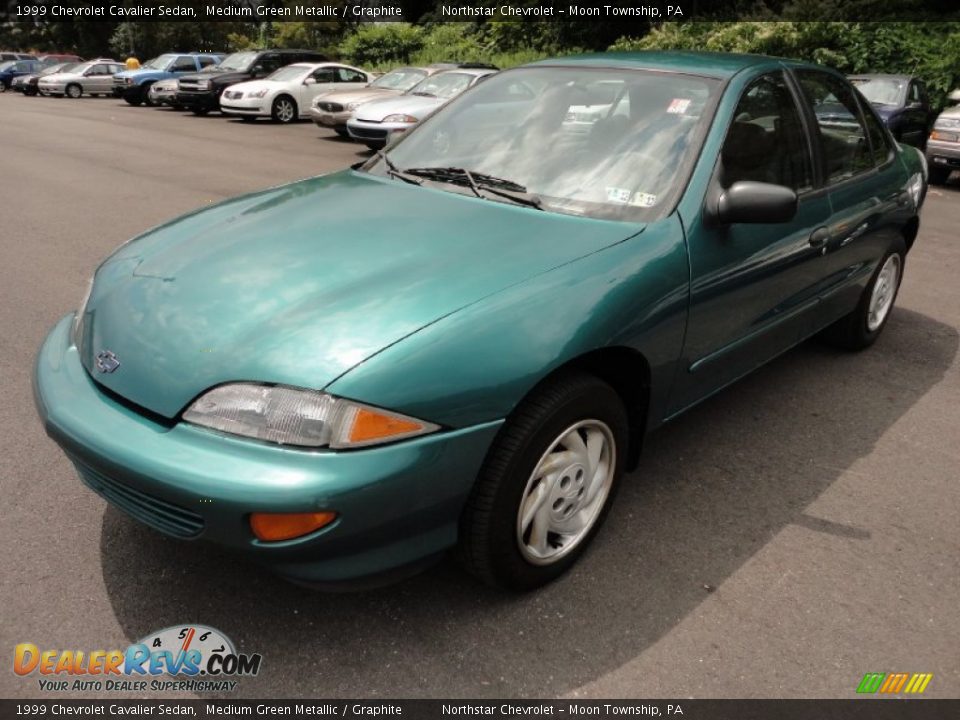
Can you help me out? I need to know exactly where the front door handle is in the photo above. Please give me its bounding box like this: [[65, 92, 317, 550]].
[[809, 227, 830, 249]]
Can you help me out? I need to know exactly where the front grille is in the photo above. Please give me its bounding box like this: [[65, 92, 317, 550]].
[[178, 80, 206, 93], [350, 126, 389, 140], [72, 457, 204, 539], [317, 101, 344, 112]]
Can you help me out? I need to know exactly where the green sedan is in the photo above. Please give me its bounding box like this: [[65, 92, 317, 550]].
[[34, 52, 927, 590]]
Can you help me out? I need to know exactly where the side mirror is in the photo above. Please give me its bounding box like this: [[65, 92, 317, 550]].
[[712, 181, 798, 225], [303, 77, 316, 86]]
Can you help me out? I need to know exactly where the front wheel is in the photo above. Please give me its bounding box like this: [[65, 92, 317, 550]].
[[271, 95, 297, 124], [142, 82, 156, 106], [65, 84, 82, 98], [928, 165, 951, 185], [459, 372, 628, 591], [821, 242, 905, 350], [191, 107, 209, 116]]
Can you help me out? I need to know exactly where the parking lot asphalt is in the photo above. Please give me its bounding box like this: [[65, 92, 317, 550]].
[[1, 92, 958, 701]]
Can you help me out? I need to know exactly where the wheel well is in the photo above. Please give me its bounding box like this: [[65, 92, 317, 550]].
[[275, 94, 296, 109], [559, 347, 651, 472], [903, 215, 919, 252]]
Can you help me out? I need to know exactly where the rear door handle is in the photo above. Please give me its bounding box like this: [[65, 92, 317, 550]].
[[809, 227, 830, 249]]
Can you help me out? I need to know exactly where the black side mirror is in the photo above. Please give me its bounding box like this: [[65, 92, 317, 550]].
[[712, 181, 798, 224]]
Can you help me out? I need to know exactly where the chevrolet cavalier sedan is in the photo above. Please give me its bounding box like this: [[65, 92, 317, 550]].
[[35, 52, 926, 591]]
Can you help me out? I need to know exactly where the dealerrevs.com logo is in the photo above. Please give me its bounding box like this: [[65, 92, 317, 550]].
[[13, 625, 262, 693]]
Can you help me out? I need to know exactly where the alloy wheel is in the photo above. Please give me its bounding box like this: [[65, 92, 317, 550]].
[[867, 253, 902, 331]]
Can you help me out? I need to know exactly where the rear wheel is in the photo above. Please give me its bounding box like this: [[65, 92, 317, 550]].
[[459, 372, 628, 590], [821, 242, 905, 350], [65, 84, 82, 98], [271, 95, 297, 124]]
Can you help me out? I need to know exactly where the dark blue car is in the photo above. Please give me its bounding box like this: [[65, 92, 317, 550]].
[[849, 74, 933, 148], [0, 59, 42, 91]]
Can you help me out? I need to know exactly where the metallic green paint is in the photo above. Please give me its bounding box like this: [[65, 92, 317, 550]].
[[34, 52, 924, 584]]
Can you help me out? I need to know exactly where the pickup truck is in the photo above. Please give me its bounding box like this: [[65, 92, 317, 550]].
[[113, 53, 221, 106]]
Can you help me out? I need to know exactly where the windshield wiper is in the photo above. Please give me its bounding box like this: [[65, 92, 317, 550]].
[[376, 150, 422, 186], [411, 91, 435, 97], [406, 167, 542, 210]]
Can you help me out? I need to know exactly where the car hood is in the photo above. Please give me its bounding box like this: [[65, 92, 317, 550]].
[[224, 79, 280, 95], [81, 170, 638, 418], [317, 86, 400, 106], [39, 72, 81, 82], [115, 68, 169, 81], [355, 94, 446, 122]]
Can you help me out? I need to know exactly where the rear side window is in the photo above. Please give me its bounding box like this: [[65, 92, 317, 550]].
[[171, 57, 197, 72], [256, 54, 283, 74], [198, 57, 217, 68], [337, 68, 366, 83], [721, 72, 813, 192], [795, 70, 874, 184], [312, 68, 335, 83]]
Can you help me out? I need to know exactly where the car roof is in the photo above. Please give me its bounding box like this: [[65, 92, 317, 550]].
[[433, 67, 496, 78], [848, 73, 916, 81], [532, 51, 825, 80]]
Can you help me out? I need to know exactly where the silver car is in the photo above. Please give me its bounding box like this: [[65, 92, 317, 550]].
[[38, 59, 125, 98], [148, 78, 181, 107], [310, 66, 447, 137], [926, 92, 960, 184], [347, 68, 497, 149]]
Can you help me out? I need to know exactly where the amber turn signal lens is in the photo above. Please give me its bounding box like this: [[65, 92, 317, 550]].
[[347, 407, 424, 444], [250, 511, 337, 542]]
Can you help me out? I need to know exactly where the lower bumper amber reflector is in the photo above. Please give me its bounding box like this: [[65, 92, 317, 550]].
[[250, 511, 337, 542]]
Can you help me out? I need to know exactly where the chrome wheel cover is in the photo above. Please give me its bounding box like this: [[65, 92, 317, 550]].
[[516, 419, 616, 566], [867, 254, 901, 332], [276, 99, 294, 122]]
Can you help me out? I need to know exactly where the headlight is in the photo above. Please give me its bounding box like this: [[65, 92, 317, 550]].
[[907, 171, 924, 210], [124, 78, 133, 85], [345, 102, 361, 111], [72, 277, 93, 348], [182, 383, 440, 449], [247, 89, 268, 99], [383, 114, 419, 124]]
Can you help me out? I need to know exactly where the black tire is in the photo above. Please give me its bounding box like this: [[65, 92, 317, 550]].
[[0, 82, 7, 93], [24, 87, 37, 96], [459, 372, 628, 591], [191, 108, 209, 116], [141, 82, 156, 106], [334, 128, 349, 138], [65, 83, 82, 99], [928, 165, 951, 186], [820, 240, 906, 351], [239, 116, 257, 123], [124, 90, 143, 106], [271, 95, 298, 124]]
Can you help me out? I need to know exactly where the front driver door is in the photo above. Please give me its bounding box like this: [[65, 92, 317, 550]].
[[669, 69, 833, 414]]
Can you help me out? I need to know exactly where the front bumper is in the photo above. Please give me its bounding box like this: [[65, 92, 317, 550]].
[[176, 90, 219, 111], [34, 315, 502, 584], [925, 139, 960, 169], [311, 107, 351, 129], [347, 119, 414, 146], [220, 98, 266, 117]]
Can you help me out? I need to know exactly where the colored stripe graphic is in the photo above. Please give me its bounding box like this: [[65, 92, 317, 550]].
[[857, 672, 933, 694], [857, 673, 885, 693]]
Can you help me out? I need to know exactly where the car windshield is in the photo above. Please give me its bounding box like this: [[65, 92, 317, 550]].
[[371, 68, 428, 91], [266, 65, 309, 83], [850, 78, 904, 106], [143, 55, 174, 71], [214, 51, 257, 72], [408, 72, 474, 99], [374, 67, 718, 221], [0, 61, 14, 71]]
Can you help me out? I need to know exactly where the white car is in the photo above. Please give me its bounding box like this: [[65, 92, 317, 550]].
[[220, 62, 371, 123], [347, 68, 496, 149]]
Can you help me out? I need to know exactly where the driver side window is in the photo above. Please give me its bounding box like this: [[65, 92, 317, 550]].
[[721, 72, 813, 192]]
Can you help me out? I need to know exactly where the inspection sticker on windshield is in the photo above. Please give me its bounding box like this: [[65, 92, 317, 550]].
[[667, 98, 691, 114], [631, 192, 658, 208], [606, 187, 633, 204]]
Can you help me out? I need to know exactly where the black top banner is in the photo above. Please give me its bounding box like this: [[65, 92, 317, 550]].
[[2, 0, 959, 23], [2, 699, 960, 720]]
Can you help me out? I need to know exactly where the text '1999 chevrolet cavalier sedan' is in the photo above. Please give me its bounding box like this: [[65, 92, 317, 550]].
[[35, 52, 927, 591]]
